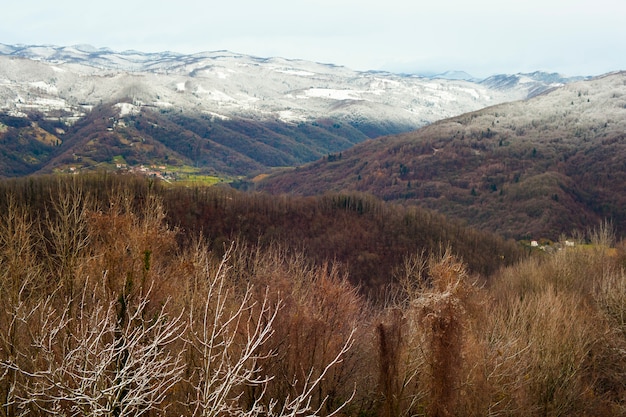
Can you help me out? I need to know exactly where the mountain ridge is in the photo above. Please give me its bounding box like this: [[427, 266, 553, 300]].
[[256, 71, 626, 239], [0, 43, 594, 180], [0, 43, 585, 124]]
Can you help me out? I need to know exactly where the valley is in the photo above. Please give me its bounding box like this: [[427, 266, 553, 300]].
[[0, 44, 578, 179], [1, 45, 624, 241], [2, 43, 626, 417]]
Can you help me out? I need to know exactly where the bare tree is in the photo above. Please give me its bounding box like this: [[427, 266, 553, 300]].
[[184, 242, 355, 417], [43, 178, 92, 305], [185, 242, 279, 417], [6, 282, 185, 417], [264, 333, 355, 417], [2, 201, 356, 416], [0, 195, 45, 417]]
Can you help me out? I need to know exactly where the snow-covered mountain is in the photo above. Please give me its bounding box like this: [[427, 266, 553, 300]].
[[256, 71, 626, 239], [0, 43, 576, 129], [0, 43, 593, 178], [480, 71, 589, 98], [422, 70, 479, 82]]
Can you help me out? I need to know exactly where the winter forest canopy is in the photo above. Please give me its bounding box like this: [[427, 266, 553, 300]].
[[1, 174, 626, 416]]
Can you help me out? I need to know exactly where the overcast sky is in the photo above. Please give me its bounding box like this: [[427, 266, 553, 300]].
[[2, 0, 625, 77]]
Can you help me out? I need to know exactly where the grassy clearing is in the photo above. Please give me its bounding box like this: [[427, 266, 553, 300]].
[[111, 155, 127, 165], [165, 165, 230, 186], [172, 173, 225, 186]]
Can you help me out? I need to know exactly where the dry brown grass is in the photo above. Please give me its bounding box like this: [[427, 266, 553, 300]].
[[485, 243, 626, 416], [376, 243, 626, 417]]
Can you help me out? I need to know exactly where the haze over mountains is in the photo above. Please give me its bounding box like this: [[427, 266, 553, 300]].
[[0, 43, 584, 177]]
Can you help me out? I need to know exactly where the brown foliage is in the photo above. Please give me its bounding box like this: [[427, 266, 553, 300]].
[[163, 187, 524, 295], [2, 175, 626, 416]]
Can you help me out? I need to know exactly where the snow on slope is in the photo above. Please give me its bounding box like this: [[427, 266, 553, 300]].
[[0, 43, 569, 128]]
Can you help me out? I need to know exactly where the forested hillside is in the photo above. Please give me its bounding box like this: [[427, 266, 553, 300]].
[[1, 174, 626, 416], [0, 103, 395, 177], [257, 72, 626, 240], [0, 174, 522, 291]]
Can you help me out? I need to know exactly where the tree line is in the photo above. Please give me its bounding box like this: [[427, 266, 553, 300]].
[[1, 174, 625, 416]]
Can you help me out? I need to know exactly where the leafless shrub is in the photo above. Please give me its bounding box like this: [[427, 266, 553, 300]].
[[589, 219, 616, 248], [6, 283, 185, 417], [412, 251, 481, 417], [0, 195, 45, 417], [377, 250, 486, 417], [221, 242, 362, 416], [486, 246, 624, 416]]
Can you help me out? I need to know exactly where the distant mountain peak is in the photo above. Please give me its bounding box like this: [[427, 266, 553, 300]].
[[480, 71, 588, 97], [0, 42, 548, 129], [0, 42, 596, 181], [71, 44, 100, 53], [427, 70, 478, 82]]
